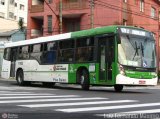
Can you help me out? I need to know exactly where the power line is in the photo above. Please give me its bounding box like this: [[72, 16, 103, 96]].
[[44, 0, 57, 17]]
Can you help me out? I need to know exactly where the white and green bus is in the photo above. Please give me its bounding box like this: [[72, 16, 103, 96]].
[[1, 26, 157, 91]]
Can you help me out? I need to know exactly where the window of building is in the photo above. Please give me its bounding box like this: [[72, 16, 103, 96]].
[[14, 16, 17, 20], [1, 0, 5, 5], [65, 19, 80, 32], [0, 12, 4, 18], [9, 12, 14, 19], [48, 15, 52, 33], [15, 3, 17, 7], [151, 7, 156, 18], [20, 4, 24, 10], [10, 0, 14, 5], [140, 0, 144, 12]]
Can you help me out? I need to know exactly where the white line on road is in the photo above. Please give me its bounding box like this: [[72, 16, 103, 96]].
[[56, 102, 160, 113], [0, 94, 54, 96], [0, 92, 32, 94], [9, 97, 106, 105], [19, 100, 137, 108], [0, 95, 79, 99], [0, 91, 33, 94]]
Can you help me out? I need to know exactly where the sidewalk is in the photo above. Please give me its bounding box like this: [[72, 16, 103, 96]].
[[0, 77, 15, 81]]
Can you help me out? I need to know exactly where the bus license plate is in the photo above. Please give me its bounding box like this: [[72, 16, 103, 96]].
[[139, 80, 146, 85]]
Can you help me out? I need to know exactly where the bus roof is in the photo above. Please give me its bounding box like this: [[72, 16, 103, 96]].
[[4, 25, 146, 48]]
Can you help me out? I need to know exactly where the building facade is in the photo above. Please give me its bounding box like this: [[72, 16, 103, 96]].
[[0, 0, 28, 31], [27, 0, 160, 67], [0, 29, 26, 73], [0, 0, 28, 23]]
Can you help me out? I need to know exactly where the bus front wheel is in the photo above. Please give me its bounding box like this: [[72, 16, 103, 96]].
[[16, 70, 25, 86], [80, 70, 90, 90], [114, 85, 123, 92]]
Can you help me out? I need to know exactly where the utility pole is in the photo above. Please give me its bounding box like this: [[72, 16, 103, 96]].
[[90, 0, 94, 28], [59, 0, 63, 33]]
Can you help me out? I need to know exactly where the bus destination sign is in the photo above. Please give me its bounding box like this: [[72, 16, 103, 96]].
[[120, 28, 146, 36]]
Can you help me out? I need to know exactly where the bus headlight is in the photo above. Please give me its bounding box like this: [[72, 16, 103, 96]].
[[119, 64, 125, 75], [151, 72, 157, 77]]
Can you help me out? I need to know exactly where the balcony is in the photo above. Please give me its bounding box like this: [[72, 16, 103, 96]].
[[30, 5, 44, 13], [56, 0, 87, 10]]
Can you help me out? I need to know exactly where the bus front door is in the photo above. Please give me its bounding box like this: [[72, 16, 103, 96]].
[[99, 37, 114, 81]]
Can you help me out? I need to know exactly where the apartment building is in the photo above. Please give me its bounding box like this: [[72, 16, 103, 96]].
[[0, 0, 28, 31], [27, 0, 160, 64], [27, 0, 160, 37]]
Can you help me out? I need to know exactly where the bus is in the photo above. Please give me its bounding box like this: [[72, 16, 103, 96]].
[[1, 25, 157, 92]]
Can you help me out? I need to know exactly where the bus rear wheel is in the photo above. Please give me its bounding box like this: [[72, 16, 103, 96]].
[[16, 70, 25, 86], [114, 85, 123, 92], [80, 70, 90, 90]]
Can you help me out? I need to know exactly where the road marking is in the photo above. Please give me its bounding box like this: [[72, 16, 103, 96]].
[[0, 92, 32, 94], [0, 97, 106, 104], [0, 95, 79, 99], [56, 102, 160, 113], [0, 94, 54, 96], [19, 100, 137, 108]]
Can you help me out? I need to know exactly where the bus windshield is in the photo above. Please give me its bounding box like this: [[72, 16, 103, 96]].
[[118, 34, 156, 68]]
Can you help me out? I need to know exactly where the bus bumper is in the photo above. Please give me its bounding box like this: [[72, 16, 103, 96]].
[[116, 74, 158, 86]]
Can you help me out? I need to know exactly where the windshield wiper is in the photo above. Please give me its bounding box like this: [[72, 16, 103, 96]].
[[141, 42, 144, 57], [132, 41, 140, 60]]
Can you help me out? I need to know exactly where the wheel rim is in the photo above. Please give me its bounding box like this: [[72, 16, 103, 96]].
[[80, 75, 84, 84], [17, 74, 21, 84]]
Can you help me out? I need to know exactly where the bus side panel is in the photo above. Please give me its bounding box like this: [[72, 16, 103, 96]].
[[1, 59, 11, 79], [68, 63, 97, 84]]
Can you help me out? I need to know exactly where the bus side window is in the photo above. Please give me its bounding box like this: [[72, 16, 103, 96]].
[[30, 44, 43, 63], [4, 48, 11, 61], [58, 39, 74, 63], [42, 42, 57, 64], [22, 46, 29, 59], [76, 37, 95, 62], [18, 47, 22, 59]]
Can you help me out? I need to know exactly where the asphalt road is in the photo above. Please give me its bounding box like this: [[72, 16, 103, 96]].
[[0, 78, 160, 119]]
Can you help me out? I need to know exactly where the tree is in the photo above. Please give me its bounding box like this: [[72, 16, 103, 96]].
[[18, 18, 24, 31]]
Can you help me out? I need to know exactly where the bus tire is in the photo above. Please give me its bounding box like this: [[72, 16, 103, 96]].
[[80, 69, 90, 90], [114, 85, 123, 92], [16, 70, 25, 86]]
